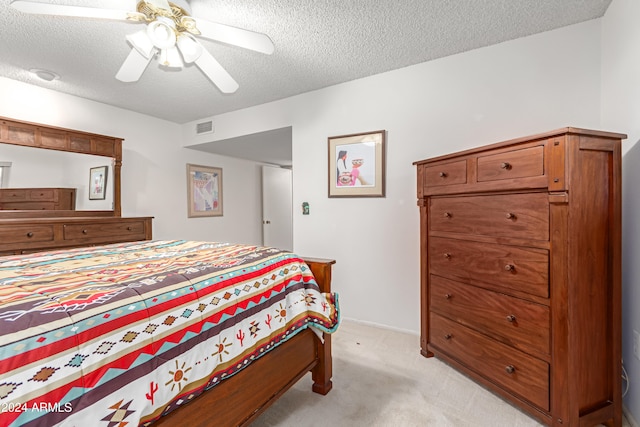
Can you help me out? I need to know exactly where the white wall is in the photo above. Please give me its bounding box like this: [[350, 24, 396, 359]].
[[0, 77, 265, 245], [1, 144, 114, 210], [185, 20, 603, 333], [601, 0, 640, 423]]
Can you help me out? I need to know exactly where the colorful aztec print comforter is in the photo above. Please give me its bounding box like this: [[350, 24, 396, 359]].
[[0, 240, 339, 427]]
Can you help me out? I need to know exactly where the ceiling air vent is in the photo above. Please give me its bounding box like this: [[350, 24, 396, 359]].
[[196, 120, 214, 135]]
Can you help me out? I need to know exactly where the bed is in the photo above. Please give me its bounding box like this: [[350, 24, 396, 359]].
[[0, 240, 339, 427]]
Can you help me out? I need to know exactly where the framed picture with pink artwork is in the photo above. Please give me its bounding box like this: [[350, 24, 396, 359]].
[[328, 130, 386, 197], [187, 163, 223, 217], [89, 165, 108, 200]]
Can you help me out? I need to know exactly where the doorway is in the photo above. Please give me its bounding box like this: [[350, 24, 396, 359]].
[[262, 166, 293, 250]]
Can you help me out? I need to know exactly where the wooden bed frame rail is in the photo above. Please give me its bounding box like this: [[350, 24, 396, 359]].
[[152, 257, 336, 427]]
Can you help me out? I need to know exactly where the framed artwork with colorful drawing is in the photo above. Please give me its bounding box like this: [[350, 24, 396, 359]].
[[89, 165, 108, 200], [187, 164, 223, 217], [328, 130, 386, 197]]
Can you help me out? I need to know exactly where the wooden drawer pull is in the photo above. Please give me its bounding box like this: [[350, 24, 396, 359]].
[[82, 229, 88, 234], [504, 264, 515, 271], [439, 172, 447, 178], [505, 212, 516, 220], [444, 333, 452, 340], [443, 253, 451, 259], [505, 365, 516, 374], [443, 212, 452, 218], [26, 232, 34, 238], [506, 315, 516, 322], [500, 162, 511, 170], [127, 226, 132, 231], [444, 293, 452, 299]]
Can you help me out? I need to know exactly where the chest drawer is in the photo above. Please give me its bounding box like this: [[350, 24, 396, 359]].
[[430, 193, 549, 240], [477, 146, 544, 182], [0, 202, 55, 210], [0, 190, 27, 202], [28, 189, 55, 200], [430, 275, 549, 357], [423, 160, 467, 187], [63, 220, 147, 240], [0, 225, 54, 244], [429, 236, 549, 298], [430, 313, 549, 411]]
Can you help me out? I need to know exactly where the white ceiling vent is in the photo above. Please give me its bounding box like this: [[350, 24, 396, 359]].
[[196, 120, 214, 135]]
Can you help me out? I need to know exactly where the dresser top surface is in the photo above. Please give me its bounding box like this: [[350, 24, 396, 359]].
[[0, 215, 153, 224], [413, 127, 627, 166]]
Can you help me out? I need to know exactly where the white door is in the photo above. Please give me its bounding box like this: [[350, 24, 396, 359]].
[[262, 166, 293, 250]]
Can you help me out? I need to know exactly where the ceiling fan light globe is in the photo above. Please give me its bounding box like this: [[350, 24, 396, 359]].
[[176, 34, 203, 63], [159, 46, 183, 68], [147, 19, 176, 49], [126, 30, 155, 58]]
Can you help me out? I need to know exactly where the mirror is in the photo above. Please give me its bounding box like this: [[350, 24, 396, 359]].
[[0, 116, 122, 217], [0, 143, 114, 210]]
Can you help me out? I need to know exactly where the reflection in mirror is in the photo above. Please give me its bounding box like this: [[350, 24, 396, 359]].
[[0, 143, 114, 210], [0, 162, 10, 187]]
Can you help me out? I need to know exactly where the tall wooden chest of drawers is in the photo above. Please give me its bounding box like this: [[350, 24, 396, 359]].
[[414, 128, 625, 426]]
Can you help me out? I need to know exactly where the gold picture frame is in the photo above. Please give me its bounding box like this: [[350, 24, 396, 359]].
[[328, 130, 386, 197], [187, 164, 223, 217]]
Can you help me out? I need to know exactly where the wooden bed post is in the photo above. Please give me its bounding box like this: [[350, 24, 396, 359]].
[[303, 257, 336, 395]]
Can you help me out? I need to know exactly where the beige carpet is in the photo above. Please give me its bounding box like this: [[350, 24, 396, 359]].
[[252, 320, 630, 427]]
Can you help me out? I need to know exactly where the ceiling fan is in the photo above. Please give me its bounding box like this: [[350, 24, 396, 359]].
[[10, 0, 275, 93]]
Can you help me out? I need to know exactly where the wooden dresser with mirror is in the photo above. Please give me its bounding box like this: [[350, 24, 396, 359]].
[[0, 116, 152, 255]]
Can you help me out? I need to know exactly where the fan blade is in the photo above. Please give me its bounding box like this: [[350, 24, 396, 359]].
[[116, 48, 154, 82], [193, 18, 274, 55], [194, 49, 239, 93], [176, 34, 204, 63], [10, 0, 144, 21]]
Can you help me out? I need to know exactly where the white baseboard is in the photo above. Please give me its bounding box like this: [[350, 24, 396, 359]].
[[340, 316, 419, 336]]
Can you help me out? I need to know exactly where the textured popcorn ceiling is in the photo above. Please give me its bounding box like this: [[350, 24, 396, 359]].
[[0, 0, 612, 124]]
